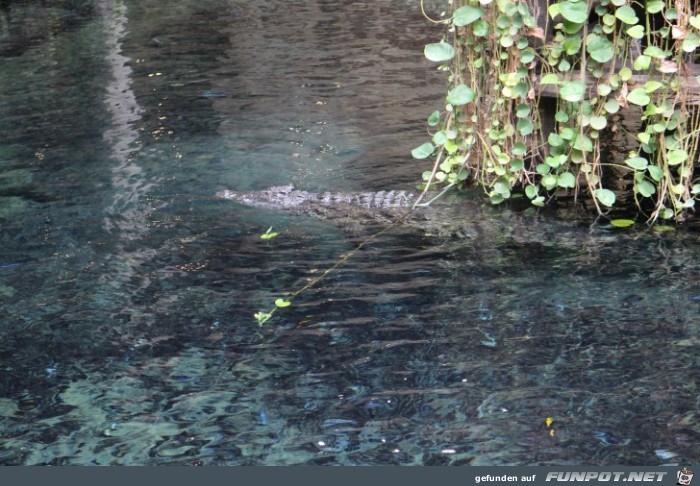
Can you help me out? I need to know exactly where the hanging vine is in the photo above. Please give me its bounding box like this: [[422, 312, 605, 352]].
[[417, 0, 700, 223]]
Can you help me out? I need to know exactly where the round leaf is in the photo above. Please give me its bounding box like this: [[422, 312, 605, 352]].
[[446, 84, 476, 105], [625, 156, 648, 170], [590, 115, 607, 130], [558, 172, 576, 188], [559, 1, 589, 23], [453, 5, 484, 26], [411, 142, 435, 159], [604, 99, 620, 113], [667, 149, 688, 166], [636, 179, 656, 197], [587, 35, 614, 63], [560, 80, 586, 102], [275, 299, 291, 308], [627, 25, 645, 39], [615, 5, 639, 24], [425, 42, 456, 62], [627, 88, 651, 106], [594, 188, 616, 207]]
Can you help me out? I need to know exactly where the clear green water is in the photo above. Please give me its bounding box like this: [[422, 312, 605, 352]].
[[0, 0, 698, 466]]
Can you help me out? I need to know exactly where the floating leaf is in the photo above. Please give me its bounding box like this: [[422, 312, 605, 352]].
[[611, 219, 635, 228], [594, 188, 616, 207], [424, 42, 456, 62], [627, 88, 651, 106], [560, 80, 586, 102], [274, 298, 291, 308], [559, 1, 589, 23], [254, 312, 272, 326], [446, 84, 476, 105], [260, 227, 279, 240], [411, 142, 435, 159], [453, 5, 484, 26]]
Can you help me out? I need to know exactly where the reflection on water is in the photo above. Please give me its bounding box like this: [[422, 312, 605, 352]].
[[0, 0, 698, 466]]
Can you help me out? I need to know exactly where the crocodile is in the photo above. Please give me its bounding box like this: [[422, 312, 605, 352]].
[[215, 184, 597, 244], [216, 184, 416, 212]]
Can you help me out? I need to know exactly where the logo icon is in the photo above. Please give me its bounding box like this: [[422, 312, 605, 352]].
[[677, 468, 694, 486]]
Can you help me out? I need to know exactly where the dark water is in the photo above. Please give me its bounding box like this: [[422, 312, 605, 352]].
[[0, 0, 698, 466]]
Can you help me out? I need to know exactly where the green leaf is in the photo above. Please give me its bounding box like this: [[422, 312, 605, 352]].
[[627, 88, 651, 106], [274, 298, 292, 308], [611, 219, 635, 228], [254, 312, 272, 326], [590, 115, 607, 130], [633, 55, 651, 71], [260, 227, 279, 240], [453, 5, 484, 26], [603, 98, 620, 114], [473, 19, 489, 37], [425, 42, 456, 62], [411, 142, 435, 159], [594, 188, 616, 207], [558, 172, 576, 188], [446, 84, 476, 105], [643, 46, 668, 59], [563, 35, 582, 55], [619, 67, 632, 81], [542, 174, 558, 190], [516, 103, 531, 118], [516, 118, 534, 136], [559, 1, 589, 23], [627, 25, 645, 39], [525, 184, 539, 199], [587, 35, 614, 63], [667, 149, 688, 166], [548, 133, 565, 147], [636, 179, 656, 197], [572, 133, 593, 152], [427, 111, 441, 126], [541, 73, 561, 85], [512, 142, 527, 156], [646, 0, 664, 14], [432, 130, 448, 146], [555, 111, 569, 122], [615, 5, 639, 24], [647, 165, 663, 181], [644, 80, 664, 93], [560, 80, 586, 102], [625, 156, 648, 170]]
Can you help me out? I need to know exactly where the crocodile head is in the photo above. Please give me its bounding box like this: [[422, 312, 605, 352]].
[[216, 184, 315, 209]]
